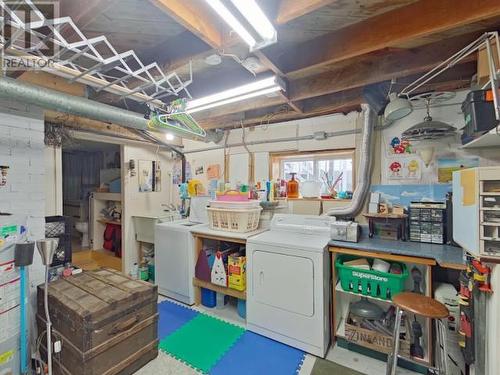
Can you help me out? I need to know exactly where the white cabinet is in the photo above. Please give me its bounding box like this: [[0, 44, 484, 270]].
[[453, 167, 500, 258]]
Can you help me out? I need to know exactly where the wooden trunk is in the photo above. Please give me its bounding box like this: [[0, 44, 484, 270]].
[[37, 268, 158, 375]]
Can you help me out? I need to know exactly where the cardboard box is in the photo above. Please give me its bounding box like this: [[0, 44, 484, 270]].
[[345, 312, 411, 357], [368, 203, 379, 214], [392, 205, 405, 215], [478, 39, 500, 87], [228, 255, 246, 291], [370, 192, 381, 204]]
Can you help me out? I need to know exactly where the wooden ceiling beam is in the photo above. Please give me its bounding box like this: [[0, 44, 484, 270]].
[[60, 0, 118, 40], [276, 0, 338, 25], [45, 111, 148, 142], [150, 0, 223, 49], [252, 51, 300, 112], [199, 66, 477, 131], [278, 0, 500, 76], [140, 31, 212, 71], [199, 88, 363, 129], [289, 32, 481, 102]]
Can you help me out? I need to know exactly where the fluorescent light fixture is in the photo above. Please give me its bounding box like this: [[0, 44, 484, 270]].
[[205, 0, 277, 50], [188, 86, 282, 114], [187, 76, 277, 109], [165, 133, 175, 141], [231, 0, 276, 41], [186, 76, 284, 114], [205, 0, 257, 48]]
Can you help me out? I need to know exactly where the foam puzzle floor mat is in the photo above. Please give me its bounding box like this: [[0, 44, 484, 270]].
[[157, 300, 306, 374]]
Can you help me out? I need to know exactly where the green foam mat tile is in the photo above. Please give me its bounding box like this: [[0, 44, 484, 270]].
[[159, 314, 245, 373]]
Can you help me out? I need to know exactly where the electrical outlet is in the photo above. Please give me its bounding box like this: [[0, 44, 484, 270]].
[[54, 340, 62, 353]]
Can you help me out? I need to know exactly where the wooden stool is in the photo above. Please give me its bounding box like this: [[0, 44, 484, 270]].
[[386, 292, 449, 375]]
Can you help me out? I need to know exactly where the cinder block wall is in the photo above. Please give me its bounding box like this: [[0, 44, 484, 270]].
[[0, 99, 47, 372], [0, 99, 46, 256]]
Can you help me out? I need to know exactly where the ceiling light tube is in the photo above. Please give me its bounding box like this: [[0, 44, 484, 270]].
[[187, 86, 282, 114], [205, 0, 257, 48], [186, 76, 279, 109], [231, 0, 276, 41]]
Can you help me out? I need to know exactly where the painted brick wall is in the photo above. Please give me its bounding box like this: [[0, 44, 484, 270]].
[[0, 98, 46, 284]]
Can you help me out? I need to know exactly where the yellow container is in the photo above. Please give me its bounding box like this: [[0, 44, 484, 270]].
[[188, 179, 204, 196], [228, 255, 246, 291]]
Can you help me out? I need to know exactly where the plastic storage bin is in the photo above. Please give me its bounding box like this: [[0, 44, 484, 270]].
[[45, 215, 72, 267], [216, 293, 228, 309], [335, 255, 408, 300], [237, 299, 246, 319], [461, 90, 496, 144], [201, 288, 216, 308], [109, 178, 121, 193]]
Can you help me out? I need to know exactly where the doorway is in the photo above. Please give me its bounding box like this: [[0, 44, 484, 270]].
[[62, 139, 123, 271]]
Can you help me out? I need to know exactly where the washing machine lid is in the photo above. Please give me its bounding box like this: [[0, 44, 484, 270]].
[[156, 219, 202, 232], [248, 230, 329, 252]]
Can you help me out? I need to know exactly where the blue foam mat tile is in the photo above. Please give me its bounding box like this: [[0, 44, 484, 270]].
[[210, 331, 305, 375], [157, 300, 199, 339]]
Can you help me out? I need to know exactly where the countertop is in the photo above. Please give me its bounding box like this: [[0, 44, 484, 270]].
[[190, 225, 268, 241], [329, 231, 465, 269]]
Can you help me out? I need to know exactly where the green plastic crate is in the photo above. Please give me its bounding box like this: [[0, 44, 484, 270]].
[[335, 255, 408, 300]]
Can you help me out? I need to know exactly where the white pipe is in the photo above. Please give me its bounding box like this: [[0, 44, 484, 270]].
[[183, 129, 360, 154]]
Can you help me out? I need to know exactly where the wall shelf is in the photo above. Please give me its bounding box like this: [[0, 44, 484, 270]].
[[92, 192, 122, 201], [193, 277, 246, 300], [97, 219, 122, 226], [460, 127, 500, 149]]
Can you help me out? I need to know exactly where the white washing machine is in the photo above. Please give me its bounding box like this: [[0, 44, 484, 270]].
[[155, 196, 210, 305], [246, 214, 332, 357]]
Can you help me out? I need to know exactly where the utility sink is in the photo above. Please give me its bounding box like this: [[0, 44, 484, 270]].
[[133, 212, 181, 243]]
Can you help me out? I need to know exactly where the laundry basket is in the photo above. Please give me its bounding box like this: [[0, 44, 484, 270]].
[[207, 207, 262, 233]]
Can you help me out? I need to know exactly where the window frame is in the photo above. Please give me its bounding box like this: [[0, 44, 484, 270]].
[[270, 149, 356, 192]]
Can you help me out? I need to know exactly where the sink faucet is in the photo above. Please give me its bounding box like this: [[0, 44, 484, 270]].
[[162, 203, 176, 212]]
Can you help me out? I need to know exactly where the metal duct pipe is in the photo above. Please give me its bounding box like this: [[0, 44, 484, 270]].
[[326, 104, 375, 218], [0, 77, 216, 142]]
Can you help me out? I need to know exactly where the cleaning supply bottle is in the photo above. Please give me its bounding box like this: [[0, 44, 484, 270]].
[[287, 173, 299, 198]]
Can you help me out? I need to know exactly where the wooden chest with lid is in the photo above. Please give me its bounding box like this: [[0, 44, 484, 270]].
[[37, 268, 158, 375]]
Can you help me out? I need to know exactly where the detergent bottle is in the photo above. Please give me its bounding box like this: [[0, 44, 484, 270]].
[[287, 173, 299, 199]]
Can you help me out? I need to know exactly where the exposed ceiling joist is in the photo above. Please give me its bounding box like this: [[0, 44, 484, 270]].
[[60, 0, 118, 39], [199, 87, 363, 129], [181, 32, 479, 119], [277, 0, 500, 76], [150, 0, 223, 49], [276, 0, 337, 25], [150, 0, 287, 91], [141, 31, 212, 71], [199, 66, 475, 131], [289, 32, 481, 102]]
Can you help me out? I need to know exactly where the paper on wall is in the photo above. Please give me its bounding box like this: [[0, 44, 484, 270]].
[[386, 156, 422, 181]]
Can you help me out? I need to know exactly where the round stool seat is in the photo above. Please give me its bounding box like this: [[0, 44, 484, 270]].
[[392, 292, 449, 319]]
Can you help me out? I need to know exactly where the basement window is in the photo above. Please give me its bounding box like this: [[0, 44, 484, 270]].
[[271, 150, 355, 193]]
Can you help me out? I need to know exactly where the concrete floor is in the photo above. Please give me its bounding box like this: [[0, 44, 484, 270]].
[[134, 297, 420, 375]]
